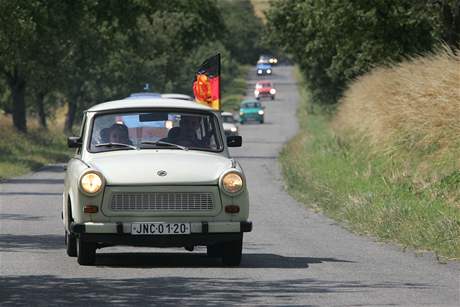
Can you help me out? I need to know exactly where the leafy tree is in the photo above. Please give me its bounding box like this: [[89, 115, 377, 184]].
[[0, 0, 88, 132], [0, 0, 263, 133], [267, 0, 441, 105], [217, 0, 267, 64]]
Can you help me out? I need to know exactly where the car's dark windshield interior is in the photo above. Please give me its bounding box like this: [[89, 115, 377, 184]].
[[242, 102, 260, 109], [89, 110, 222, 152]]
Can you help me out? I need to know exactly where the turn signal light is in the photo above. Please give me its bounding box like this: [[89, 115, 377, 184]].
[[84, 205, 98, 214], [225, 205, 240, 214]]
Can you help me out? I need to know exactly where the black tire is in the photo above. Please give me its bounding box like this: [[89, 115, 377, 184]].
[[77, 238, 96, 265], [222, 236, 243, 266], [260, 119, 264, 124], [65, 230, 77, 257], [271, 95, 275, 100], [207, 244, 223, 258]]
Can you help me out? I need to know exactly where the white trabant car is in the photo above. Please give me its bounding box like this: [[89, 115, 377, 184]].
[[221, 112, 239, 136], [63, 94, 252, 265]]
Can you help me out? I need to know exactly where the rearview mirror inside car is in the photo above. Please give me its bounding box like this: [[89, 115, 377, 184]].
[[227, 135, 242, 147]]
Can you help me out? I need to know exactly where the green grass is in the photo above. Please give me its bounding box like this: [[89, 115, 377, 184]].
[[279, 68, 460, 260], [0, 125, 72, 180]]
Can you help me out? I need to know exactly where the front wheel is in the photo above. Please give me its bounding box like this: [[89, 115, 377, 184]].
[[77, 238, 96, 265], [222, 236, 243, 266], [65, 230, 77, 257]]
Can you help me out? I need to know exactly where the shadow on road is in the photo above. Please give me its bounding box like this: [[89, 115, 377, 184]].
[[0, 234, 351, 269], [0, 192, 62, 196], [0, 274, 431, 306], [0, 178, 64, 184], [93, 251, 352, 269], [0, 234, 63, 251], [0, 213, 44, 221]]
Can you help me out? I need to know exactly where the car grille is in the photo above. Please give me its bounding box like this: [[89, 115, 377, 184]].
[[110, 192, 214, 212]]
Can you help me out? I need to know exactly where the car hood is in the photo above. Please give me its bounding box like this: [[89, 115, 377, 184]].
[[257, 87, 272, 92], [86, 150, 232, 185], [240, 108, 261, 114], [223, 123, 237, 130], [257, 64, 271, 69]]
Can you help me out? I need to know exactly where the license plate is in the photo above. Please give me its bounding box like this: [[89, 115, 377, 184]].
[[131, 223, 191, 235]]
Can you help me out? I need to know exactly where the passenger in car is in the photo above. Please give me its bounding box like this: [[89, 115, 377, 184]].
[[101, 123, 132, 145], [176, 116, 206, 147]]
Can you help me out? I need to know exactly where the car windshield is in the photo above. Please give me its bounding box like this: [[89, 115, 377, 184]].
[[222, 115, 236, 123], [257, 82, 271, 88], [89, 110, 222, 152], [242, 102, 261, 109]]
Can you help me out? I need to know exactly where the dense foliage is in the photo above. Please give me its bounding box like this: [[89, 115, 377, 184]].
[[0, 0, 264, 132], [267, 0, 460, 105], [217, 0, 268, 64]]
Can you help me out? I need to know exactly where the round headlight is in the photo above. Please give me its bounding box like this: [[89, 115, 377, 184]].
[[80, 171, 104, 195], [270, 88, 276, 95], [221, 172, 244, 195], [258, 110, 265, 115], [267, 69, 272, 74]]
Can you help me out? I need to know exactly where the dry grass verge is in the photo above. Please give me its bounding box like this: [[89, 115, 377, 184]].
[[334, 47, 460, 207], [0, 113, 72, 180], [280, 53, 460, 260]]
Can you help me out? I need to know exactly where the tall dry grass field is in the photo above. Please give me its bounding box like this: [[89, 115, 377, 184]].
[[333, 48, 460, 207]]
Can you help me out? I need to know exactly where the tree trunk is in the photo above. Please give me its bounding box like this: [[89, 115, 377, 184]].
[[6, 68, 27, 133], [36, 92, 47, 129], [64, 99, 77, 134], [441, 0, 460, 50]]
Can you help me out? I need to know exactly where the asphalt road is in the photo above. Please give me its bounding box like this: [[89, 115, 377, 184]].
[[1, 65, 459, 306]]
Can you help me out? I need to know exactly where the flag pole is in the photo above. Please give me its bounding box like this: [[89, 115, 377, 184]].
[[217, 53, 221, 111]]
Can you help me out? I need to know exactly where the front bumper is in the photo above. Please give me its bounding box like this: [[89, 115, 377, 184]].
[[240, 114, 263, 122], [255, 92, 274, 99], [70, 221, 252, 247], [224, 130, 238, 136], [257, 71, 272, 75]]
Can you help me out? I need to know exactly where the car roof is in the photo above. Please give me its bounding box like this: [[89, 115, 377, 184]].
[[257, 80, 272, 84], [87, 96, 213, 112], [241, 99, 260, 105], [161, 93, 193, 101]]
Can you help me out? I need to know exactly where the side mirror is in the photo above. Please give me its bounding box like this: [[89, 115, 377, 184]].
[[227, 135, 242, 147], [68, 136, 82, 148]]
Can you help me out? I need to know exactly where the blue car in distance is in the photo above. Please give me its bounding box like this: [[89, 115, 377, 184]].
[[256, 63, 272, 76]]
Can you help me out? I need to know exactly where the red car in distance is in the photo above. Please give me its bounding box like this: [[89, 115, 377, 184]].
[[254, 80, 276, 100]]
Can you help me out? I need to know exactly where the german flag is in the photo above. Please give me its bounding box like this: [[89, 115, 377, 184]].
[[193, 54, 220, 110]]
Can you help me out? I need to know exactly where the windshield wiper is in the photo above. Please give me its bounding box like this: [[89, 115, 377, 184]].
[[95, 142, 137, 150], [141, 140, 188, 151]]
